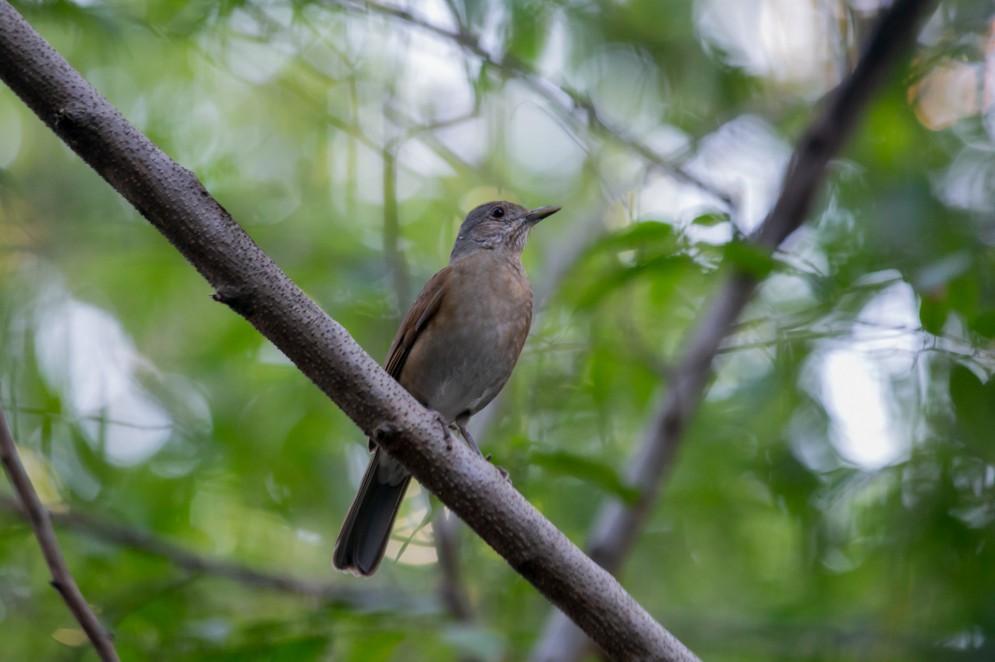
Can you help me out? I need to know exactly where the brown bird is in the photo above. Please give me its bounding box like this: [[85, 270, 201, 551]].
[[333, 201, 559, 576]]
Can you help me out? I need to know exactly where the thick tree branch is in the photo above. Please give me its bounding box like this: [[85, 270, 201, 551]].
[[0, 3, 695, 659], [0, 494, 423, 610], [530, 0, 939, 659], [0, 406, 120, 662]]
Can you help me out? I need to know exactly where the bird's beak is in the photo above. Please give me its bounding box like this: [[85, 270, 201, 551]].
[[526, 205, 560, 224]]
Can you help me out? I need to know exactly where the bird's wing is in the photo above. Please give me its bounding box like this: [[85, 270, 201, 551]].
[[383, 265, 452, 379]]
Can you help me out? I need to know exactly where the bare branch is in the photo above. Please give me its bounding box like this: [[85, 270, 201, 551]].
[[530, 0, 939, 659], [0, 405, 120, 662], [0, 3, 696, 659]]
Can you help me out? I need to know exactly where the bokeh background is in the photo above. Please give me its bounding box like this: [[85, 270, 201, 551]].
[[1, 0, 994, 660]]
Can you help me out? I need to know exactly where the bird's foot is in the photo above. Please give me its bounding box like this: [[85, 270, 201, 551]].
[[484, 453, 512, 485], [431, 412, 453, 451]]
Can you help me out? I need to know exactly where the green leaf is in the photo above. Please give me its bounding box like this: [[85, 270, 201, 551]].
[[949, 363, 995, 452], [509, 3, 545, 63], [919, 295, 950, 335], [692, 211, 731, 226], [723, 240, 777, 278], [948, 274, 979, 317], [574, 254, 692, 310], [969, 309, 995, 338], [529, 450, 640, 504], [585, 220, 678, 256], [565, 221, 688, 309]]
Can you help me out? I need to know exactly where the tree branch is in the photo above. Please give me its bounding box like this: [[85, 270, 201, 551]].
[[0, 405, 120, 662], [0, 3, 696, 659], [530, 0, 939, 659], [0, 494, 423, 611]]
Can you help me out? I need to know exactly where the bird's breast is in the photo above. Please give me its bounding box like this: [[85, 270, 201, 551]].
[[399, 254, 533, 422]]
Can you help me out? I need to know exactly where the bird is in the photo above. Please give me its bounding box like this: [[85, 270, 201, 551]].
[[332, 200, 560, 576]]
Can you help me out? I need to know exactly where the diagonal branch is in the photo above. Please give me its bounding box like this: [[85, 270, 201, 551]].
[[0, 3, 695, 659], [530, 0, 940, 659], [0, 405, 120, 662]]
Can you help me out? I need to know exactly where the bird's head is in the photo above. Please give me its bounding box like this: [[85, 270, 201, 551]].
[[451, 201, 560, 260]]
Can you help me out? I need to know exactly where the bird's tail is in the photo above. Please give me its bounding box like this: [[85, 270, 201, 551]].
[[333, 448, 412, 576]]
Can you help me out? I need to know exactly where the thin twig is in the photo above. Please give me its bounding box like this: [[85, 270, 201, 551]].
[[0, 494, 423, 611], [332, 0, 733, 206], [0, 405, 120, 662]]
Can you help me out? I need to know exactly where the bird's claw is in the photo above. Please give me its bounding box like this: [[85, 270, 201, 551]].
[[484, 454, 512, 484], [433, 413, 452, 451]]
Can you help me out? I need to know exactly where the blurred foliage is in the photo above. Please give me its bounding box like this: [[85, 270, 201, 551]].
[[1, 0, 995, 660]]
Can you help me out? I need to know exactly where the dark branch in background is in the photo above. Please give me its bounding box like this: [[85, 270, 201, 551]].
[[334, 0, 733, 207], [0, 4, 696, 660], [433, 509, 475, 623], [382, 146, 412, 310], [0, 495, 422, 611], [0, 406, 120, 662], [434, 509, 481, 662], [530, 0, 939, 659]]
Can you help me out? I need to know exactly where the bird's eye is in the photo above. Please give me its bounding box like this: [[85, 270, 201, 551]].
[[491, 207, 505, 218]]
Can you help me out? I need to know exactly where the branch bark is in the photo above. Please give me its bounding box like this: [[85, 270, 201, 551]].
[[530, 1, 939, 659], [0, 3, 696, 660], [0, 406, 120, 662]]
